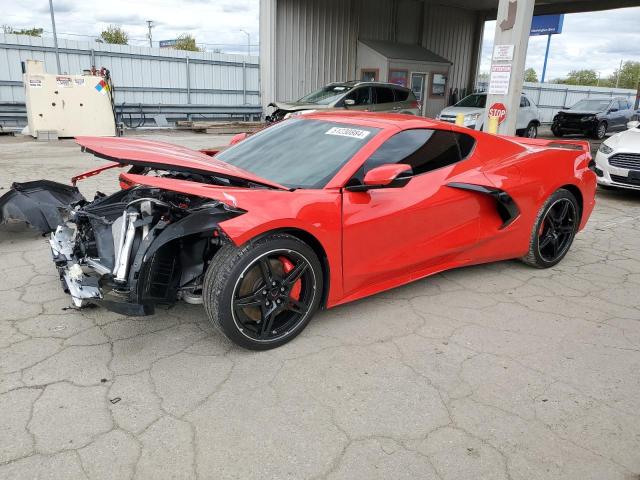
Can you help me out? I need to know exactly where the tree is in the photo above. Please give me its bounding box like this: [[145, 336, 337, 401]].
[[524, 68, 538, 83], [609, 61, 640, 89], [100, 25, 128, 45], [174, 33, 200, 52], [558, 69, 599, 86], [2, 26, 43, 36]]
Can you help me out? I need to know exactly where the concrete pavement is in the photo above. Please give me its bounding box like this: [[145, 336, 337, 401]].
[[1, 131, 639, 479]]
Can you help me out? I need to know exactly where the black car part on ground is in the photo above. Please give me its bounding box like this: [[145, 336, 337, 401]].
[[0, 181, 86, 233]]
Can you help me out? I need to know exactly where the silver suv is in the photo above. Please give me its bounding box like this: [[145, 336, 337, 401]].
[[266, 81, 420, 122]]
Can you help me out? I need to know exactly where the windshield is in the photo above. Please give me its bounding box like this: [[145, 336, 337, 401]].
[[569, 99, 611, 111], [297, 85, 353, 105], [216, 119, 380, 188], [455, 94, 486, 108]]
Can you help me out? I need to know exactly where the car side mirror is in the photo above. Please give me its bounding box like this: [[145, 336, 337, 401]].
[[627, 120, 640, 130], [229, 132, 248, 145], [346, 164, 413, 192], [344, 99, 355, 107]]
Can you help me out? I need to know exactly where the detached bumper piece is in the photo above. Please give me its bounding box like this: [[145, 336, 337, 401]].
[[447, 182, 520, 229], [0, 181, 85, 233]]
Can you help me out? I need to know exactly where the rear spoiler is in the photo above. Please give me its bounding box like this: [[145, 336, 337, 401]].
[[508, 136, 591, 154]]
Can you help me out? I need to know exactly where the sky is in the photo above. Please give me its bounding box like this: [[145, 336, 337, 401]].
[[2, 1, 639, 78], [479, 6, 640, 81]]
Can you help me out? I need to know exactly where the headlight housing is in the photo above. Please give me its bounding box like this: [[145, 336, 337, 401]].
[[464, 113, 481, 122], [598, 143, 613, 155]]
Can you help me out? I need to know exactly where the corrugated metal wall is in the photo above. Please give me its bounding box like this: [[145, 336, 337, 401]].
[[422, 3, 478, 95], [0, 33, 260, 107], [262, 0, 481, 109]]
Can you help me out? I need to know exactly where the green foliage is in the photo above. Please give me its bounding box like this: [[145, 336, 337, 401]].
[[555, 69, 599, 86], [2, 26, 43, 36], [609, 61, 640, 89], [524, 68, 538, 83], [174, 34, 200, 52], [100, 25, 129, 45]]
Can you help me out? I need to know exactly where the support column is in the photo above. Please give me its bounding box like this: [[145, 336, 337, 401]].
[[483, 0, 535, 136], [259, 0, 278, 119]]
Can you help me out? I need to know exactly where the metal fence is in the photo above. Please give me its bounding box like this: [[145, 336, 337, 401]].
[[0, 33, 262, 128], [522, 82, 638, 124]]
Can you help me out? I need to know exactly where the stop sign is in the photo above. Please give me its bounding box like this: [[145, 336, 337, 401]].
[[488, 103, 507, 124]]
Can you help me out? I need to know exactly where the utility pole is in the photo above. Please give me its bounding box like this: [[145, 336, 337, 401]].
[[240, 29, 250, 56], [616, 58, 623, 88], [48, 0, 61, 74], [146, 20, 154, 48]]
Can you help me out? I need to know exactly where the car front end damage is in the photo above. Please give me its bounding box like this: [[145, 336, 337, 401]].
[[3, 181, 243, 315]]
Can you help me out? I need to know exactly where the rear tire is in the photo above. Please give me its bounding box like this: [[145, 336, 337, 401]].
[[521, 189, 579, 269], [203, 233, 323, 350]]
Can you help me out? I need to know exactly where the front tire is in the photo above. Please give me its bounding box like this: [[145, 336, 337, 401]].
[[203, 233, 323, 350], [551, 125, 563, 137], [592, 121, 607, 140], [521, 189, 579, 268], [525, 122, 538, 138]]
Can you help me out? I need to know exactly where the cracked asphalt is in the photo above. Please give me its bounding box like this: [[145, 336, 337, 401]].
[[1, 130, 639, 480]]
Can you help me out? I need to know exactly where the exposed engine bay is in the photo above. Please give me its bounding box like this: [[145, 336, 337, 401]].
[[5, 180, 243, 315]]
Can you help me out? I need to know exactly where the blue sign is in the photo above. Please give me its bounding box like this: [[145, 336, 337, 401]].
[[159, 39, 177, 48], [530, 14, 564, 36]]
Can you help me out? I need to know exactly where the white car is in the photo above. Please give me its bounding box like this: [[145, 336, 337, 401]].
[[437, 93, 541, 138], [594, 120, 640, 191]]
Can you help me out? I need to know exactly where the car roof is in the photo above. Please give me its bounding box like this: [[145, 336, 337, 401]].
[[300, 111, 442, 129], [328, 80, 411, 91]]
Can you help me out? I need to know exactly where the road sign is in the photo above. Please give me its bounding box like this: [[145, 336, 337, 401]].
[[488, 103, 508, 124], [159, 39, 177, 48], [530, 14, 564, 36], [488, 64, 512, 95]]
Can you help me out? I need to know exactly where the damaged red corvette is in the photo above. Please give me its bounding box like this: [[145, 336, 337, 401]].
[[0, 112, 596, 349]]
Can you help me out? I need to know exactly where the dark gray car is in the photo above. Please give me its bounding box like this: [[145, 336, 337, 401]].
[[552, 97, 638, 140]]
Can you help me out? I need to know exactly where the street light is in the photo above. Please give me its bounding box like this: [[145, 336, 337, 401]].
[[240, 29, 250, 57]]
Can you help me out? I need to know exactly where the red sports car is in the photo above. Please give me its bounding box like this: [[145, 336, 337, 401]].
[[0, 112, 596, 350]]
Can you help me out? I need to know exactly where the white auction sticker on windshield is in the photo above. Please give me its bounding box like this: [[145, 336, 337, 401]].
[[325, 127, 370, 139]]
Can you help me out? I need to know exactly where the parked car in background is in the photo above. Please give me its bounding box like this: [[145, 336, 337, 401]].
[[552, 97, 637, 140], [436, 92, 541, 138], [594, 120, 640, 191], [266, 81, 420, 122]]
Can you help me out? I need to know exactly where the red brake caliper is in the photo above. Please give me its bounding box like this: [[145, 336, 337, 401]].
[[278, 256, 302, 300]]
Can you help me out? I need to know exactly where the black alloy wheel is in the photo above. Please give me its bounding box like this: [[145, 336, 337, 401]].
[[537, 198, 577, 263], [522, 189, 579, 268], [231, 250, 316, 342], [594, 121, 607, 140], [203, 233, 323, 350]]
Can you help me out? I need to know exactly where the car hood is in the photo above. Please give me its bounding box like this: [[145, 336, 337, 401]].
[[557, 110, 601, 116], [439, 106, 484, 116], [268, 101, 331, 111], [603, 127, 640, 150], [75, 136, 288, 191]]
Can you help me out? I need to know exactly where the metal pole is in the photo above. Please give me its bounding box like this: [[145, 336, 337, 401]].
[[146, 21, 153, 48], [615, 59, 623, 88], [240, 29, 250, 57], [48, 0, 61, 74], [242, 61, 247, 106], [540, 34, 551, 83], [186, 57, 191, 104]]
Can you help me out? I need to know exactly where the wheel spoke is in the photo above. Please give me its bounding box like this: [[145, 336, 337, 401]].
[[234, 291, 263, 308], [539, 233, 554, 249], [258, 307, 277, 339], [285, 299, 308, 315], [557, 201, 570, 221], [558, 225, 574, 235], [550, 236, 559, 257], [259, 258, 274, 285], [284, 261, 308, 287]]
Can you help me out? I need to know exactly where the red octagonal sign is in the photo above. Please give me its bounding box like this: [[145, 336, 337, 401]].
[[488, 103, 507, 124]]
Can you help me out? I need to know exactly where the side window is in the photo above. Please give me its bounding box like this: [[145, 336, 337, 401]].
[[520, 96, 530, 107], [374, 87, 394, 104], [356, 129, 475, 182], [345, 87, 372, 106], [394, 88, 410, 102]]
